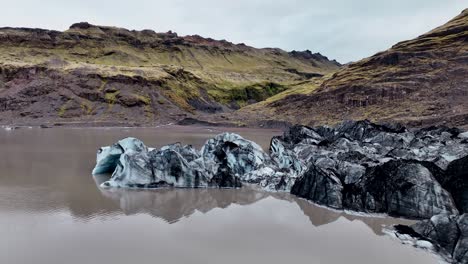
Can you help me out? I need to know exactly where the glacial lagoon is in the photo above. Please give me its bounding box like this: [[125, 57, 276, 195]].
[[0, 126, 439, 264]]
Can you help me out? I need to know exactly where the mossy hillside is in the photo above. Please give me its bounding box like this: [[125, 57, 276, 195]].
[[241, 73, 334, 111], [0, 24, 340, 110], [58, 98, 95, 118], [319, 10, 468, 93], [0, 41, 335, 80], [105, 90, 120, 106], [131, 94, 151, 105], [80, 100, 94, 115], [0, 23, 342, 124], [239, 9, 468, 128], [212, 82, 288, 106], [0, 46, 338, 113], [58, 100, 71, 117]]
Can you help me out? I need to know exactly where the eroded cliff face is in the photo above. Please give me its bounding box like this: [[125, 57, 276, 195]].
[[241, 9, 468, 128], [0, 22, 340, 126]]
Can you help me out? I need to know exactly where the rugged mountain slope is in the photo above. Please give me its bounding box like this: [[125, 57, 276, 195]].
[[0, 22, 340, 126], [241, 9, 468, 128]]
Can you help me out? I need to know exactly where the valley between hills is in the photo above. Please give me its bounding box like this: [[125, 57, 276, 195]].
[[1, 7, 468, 264], [0, 9, 466, 129]]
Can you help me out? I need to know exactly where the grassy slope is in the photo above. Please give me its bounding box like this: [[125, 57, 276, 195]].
[[0, 23, 340, 109], [241, 9, 468, 127]]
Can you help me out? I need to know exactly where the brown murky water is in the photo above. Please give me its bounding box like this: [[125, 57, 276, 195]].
[[0, 126, 439, 264]]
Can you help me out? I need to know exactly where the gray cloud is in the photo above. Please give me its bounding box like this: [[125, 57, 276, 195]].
[[1, 0, 466, 62]]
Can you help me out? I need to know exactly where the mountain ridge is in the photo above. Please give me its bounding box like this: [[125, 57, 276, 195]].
[[237, 8, 468, 128], [0, 22, 340, 126]]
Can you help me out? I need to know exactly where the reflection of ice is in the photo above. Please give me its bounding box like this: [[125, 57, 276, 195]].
[[289, 196, 415, 235], [94, 175, 415, 234], [95, 175, 268, 223]]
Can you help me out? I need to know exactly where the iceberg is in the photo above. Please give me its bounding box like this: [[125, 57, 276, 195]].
[[92, 121, 468, 220], [93, 133, 287, 189]]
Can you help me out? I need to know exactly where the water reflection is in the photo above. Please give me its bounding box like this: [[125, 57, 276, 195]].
[[0, 125, 280, 221], [0, 127, 435, 264], [94, 175, 414, 235], [95, 175, 269, 223], [0, 126, 415, 235]]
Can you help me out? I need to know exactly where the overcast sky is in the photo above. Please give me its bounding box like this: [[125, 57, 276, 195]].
[[1, 0, 466, 63]]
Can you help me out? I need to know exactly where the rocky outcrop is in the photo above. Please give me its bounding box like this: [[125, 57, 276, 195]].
[[0, 22, 340, 126], [289, 50, 341, 67], [394, 214, 468, 264]]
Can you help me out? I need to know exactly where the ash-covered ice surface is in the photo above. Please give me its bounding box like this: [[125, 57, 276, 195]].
[[93, 120, 468, 219], [92, 120, 468, 263], [93, 133, 300, 190], [394, 213, 468, 264]]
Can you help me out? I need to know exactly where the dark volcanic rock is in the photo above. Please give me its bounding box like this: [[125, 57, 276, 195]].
[[395, 214, 468, 263], [289, 50, 341, 67]]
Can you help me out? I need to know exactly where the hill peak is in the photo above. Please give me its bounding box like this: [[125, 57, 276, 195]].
[[0, 21, 341, 126], [242, 8, 468, 128]]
